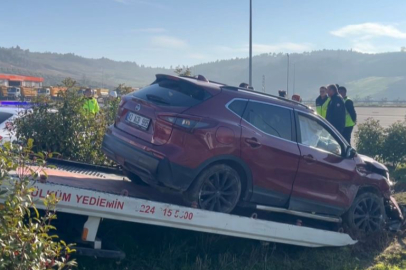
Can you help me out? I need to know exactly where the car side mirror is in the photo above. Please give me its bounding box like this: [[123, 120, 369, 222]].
[[345, 147, 356, 159]]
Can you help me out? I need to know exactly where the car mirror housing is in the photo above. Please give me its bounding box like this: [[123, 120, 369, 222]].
[[346, 147, 356, 159]]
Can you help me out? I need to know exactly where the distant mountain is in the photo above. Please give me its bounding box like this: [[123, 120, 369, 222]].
[[0, 46, 167, 88], [191, 50, 406, 100], [1, 46, 406, 100]]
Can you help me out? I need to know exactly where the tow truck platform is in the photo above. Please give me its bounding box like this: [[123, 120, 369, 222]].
[[0, 160, 357, 259]]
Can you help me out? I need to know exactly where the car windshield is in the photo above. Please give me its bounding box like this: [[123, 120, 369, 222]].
[[0, 112, 13, 124]]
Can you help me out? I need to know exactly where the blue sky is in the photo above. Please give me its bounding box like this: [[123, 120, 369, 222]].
[[2, 0, 406, 67]]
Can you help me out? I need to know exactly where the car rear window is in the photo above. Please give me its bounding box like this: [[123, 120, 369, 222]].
[[0, 112, 13, 124], [132, 80, 211, 107]]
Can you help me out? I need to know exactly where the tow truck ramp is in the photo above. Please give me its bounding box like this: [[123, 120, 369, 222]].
[[0, 170, 356, 256]]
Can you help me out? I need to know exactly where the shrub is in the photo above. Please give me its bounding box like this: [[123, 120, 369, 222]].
[[392, 164, 406, 182], [382, 122, 406, 168], [15, 90, 112, 165], [354, 118, 385, 160], [0, 140, 76, 269]]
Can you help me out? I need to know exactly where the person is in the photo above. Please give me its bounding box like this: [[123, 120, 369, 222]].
[[292, 94, 302, 102], [278, 90, 287, 98], [239, 83, 249, 89], [315, 86, 330, 118], [338, 86, 357, 145], [325, 84, 346, 135], [82, 88, 100, 115]]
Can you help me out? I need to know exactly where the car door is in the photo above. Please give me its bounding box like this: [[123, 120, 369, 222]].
[[240, 100, 301, 207], [289, 111, 357, 216]]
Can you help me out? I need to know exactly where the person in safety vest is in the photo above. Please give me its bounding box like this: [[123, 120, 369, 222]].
[[82, 88, 100, 115], [338, 86, 357, 145], [315, 86, 330, 118], [326, 84, 346, 135]]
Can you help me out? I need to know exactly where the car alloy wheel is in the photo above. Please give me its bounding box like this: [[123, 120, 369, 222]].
[[194, 165, 241, 213], [346, 192, 385, 233]]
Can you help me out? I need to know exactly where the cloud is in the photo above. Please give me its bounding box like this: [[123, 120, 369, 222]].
[[352, 41, 399, 54], [331, 23, 406, 39], [150, 35, 188, 49], [132, 28, 166, 33]]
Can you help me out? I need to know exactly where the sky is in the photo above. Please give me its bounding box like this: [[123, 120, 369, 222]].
[[1, 0, 406, 67]]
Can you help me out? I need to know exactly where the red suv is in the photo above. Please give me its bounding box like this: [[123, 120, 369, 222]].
[[102, 74, 403, 232]]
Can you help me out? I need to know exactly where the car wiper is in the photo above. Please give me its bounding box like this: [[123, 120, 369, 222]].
[[146, 94, 170, 105]]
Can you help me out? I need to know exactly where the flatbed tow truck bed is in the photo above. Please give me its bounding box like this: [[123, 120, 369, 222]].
[[0, 161, 357, 258]]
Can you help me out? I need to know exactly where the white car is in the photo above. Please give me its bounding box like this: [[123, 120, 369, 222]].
[[0, 105, 32, 143]]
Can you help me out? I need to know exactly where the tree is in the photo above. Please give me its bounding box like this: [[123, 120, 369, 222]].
[[61, 77, 77, 89], [381, 122, 406, 168], [174, 66, 192, 76], [116, 83, 133, 96], [354, 118, 385, 160]]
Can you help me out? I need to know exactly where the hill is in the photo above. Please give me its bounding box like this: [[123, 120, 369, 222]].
[[1, 46, 406, 100]]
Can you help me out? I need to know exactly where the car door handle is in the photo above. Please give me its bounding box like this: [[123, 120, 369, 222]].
[[245, 137, 261, 148], [303, 154, 316, 163]]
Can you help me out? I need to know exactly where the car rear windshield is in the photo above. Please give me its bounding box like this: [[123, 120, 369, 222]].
[[132, 79, 211, 107], [0, 112, 13, 124]]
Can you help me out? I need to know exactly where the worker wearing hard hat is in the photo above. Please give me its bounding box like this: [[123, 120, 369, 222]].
[[82, 88, 100, 115]]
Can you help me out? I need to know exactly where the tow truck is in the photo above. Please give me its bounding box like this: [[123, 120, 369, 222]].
[[0, 159, 357, 259]]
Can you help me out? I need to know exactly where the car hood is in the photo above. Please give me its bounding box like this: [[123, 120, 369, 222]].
[[357, 154, 388, 172]]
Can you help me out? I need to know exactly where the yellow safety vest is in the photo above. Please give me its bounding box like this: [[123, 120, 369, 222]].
[[82, 98, 100, 115], [344, 97, 355, 127], [316, 97, 330, 118]]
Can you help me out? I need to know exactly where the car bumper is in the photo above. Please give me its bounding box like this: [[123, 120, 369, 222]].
[[102, 131, 195, 191]]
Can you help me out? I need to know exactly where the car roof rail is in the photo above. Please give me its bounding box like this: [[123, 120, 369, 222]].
[[221, 86, 310, 109]]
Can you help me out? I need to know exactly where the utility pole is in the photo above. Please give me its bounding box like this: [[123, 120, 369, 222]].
[[249, 0, 252, 87], [286, 53, 289, 97], [293, 63, 296, 95]]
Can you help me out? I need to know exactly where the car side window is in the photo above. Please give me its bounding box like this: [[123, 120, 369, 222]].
[[243, 101, 292, 141], [227, 99, 247, 117], [298, 114, 342, 156]]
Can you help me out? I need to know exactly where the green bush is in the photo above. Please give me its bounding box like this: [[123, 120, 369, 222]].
[[355, 118, 385, 160], [0, 140, 76, 269], [392, 164, 406, 182], [15, 90, 113, 165], [382, 122, 406, 168]]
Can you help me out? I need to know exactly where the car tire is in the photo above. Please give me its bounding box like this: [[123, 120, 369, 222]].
[[186, 164, 241, 214], [344, 192, 385, 233]]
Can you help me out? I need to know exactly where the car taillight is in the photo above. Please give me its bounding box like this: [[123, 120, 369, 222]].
[[158, 114, 206, 131], [115, 98, 128, 125]]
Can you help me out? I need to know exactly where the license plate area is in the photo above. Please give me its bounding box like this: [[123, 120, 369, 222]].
[[126, 112, 150, 130]]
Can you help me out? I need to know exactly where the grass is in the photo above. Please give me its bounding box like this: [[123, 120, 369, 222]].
[[72, 192, 406, 270]]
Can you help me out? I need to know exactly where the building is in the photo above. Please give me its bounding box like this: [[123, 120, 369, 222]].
[[0, 74, 44, 88]]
